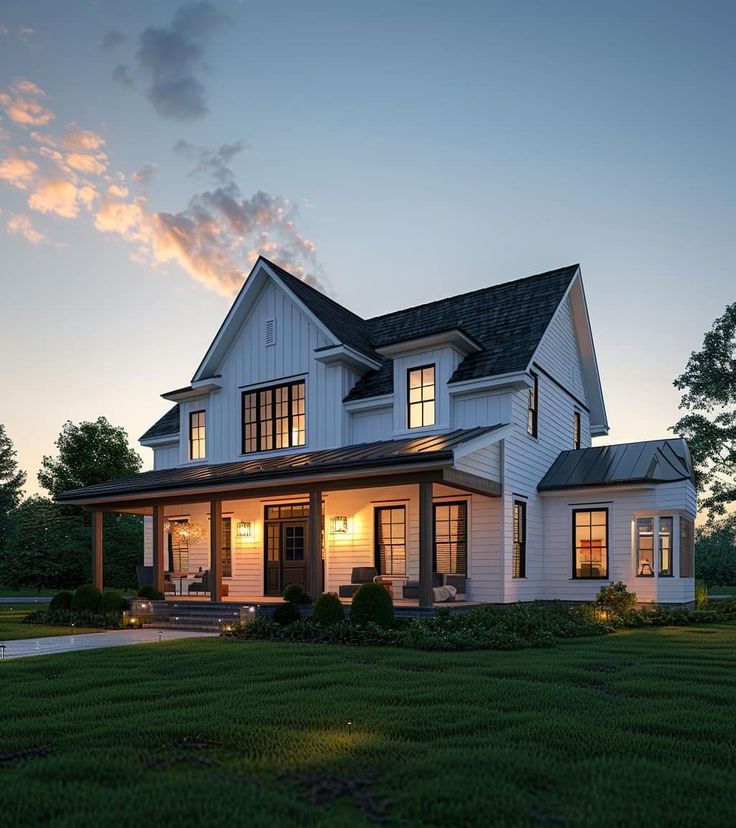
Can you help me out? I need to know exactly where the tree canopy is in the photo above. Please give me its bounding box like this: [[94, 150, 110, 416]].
[[0, 424, 26, 547], [673, 302, 736, 516]]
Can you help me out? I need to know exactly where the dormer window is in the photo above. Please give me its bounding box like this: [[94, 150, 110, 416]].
[[407, 365, 435, 429], [189, 410, 206, 460], [527, 372, 538, 437]]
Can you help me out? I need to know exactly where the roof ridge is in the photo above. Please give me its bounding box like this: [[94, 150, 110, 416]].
[[566, 438, 684, 453]]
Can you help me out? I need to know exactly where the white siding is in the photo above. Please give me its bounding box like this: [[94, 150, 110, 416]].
[[455, 443, 502, 482], [453, 391, 512, 429], [349, 407, 393, 443], [153, 442, 179, 470]]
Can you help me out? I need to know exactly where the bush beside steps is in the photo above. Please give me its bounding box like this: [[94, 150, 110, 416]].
[[23, 585, 127, 629]]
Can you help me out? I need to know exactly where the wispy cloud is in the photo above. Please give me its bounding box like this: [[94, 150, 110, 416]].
[[0, 156, 39, 190], [100, 29, 126, 51], [6, 212, 48, 245], [0, 78, 54, 126]]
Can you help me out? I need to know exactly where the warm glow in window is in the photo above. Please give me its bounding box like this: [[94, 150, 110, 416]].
[[573, 509, 608, 579], [242, 380, 306, 453], [573, 411, 581, 450], [408, 365, 435, 429], [434, 502, 467, 576], [189, 410, 206, 460], [527, 372, 538, 437], [636, 517, 655, 576], [512, 500, 526, 578], [659, 517, 673, 576], [375, 506, 406, 575]]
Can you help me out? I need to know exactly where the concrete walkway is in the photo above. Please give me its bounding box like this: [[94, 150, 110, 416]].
[[0, 629, 217, 660], [0, 596, 52, 605]]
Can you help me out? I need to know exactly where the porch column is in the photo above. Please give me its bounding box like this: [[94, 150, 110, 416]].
[[152, 504, 165, 594], [418, 481, 434, 607], [210, 498, 223, 602], [307, 489, 323, 601], [91, 510, 103, 591]]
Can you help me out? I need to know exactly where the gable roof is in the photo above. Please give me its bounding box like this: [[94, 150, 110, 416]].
[[538, 439, 694, 491], [140, 405, 179, 442]]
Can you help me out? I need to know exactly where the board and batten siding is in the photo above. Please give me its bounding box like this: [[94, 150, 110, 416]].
[[452, 390, 512, 430], [152, 442, 179, 470], [349, 406, 393, 444]]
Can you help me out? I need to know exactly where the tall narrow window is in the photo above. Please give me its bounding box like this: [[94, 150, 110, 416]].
[[527, 372, 538, 437], [573, 509, 608, 579], [659, 517, 673, 576], [680, 517, 694, 577], [221, 517, 232, 579], [573, 411, 581, 450], [407, 365, 435, 429], [636, 517, 655, 576], [189, 410, 206, 460], [375, 506, 406, 575], [512, 500, 527, 578], [242, 380, 306, 453], [434, 502, 467, 576]]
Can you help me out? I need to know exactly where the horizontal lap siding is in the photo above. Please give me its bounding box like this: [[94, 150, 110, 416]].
[[455, 444, 501, 481]]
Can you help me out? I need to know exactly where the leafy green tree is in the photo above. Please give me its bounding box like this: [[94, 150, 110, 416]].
[[673, 302, 736, 516], [695, 514, 736, 587], [0, 424, 26, 548]]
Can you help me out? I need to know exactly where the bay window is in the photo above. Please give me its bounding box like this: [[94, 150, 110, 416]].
[[636, 518, 655, 576], [659, 517, 673, 576], [680, 517, 694, 577]]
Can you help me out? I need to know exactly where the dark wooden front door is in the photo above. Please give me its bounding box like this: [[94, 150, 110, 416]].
[[265, 519, 308, 596]]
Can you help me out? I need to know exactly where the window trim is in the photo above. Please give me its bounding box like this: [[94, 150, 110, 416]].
[[679, 516, 695, 578], [241, 379, 306, 454], [512, 499, 527, 579], [527, 372, 538, 438], [188, 409, 206, 461], [433, 500, 468, 577], [659, 516, 674, 577], [573, 411, 581, 450], [635, 516, 655, 577], [374, 504, 407, 576], [406, 363, 436, 430], [571, 507, 609, 580]]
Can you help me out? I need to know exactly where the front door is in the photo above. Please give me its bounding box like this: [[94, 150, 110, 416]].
[[265, 519, 308, 596]]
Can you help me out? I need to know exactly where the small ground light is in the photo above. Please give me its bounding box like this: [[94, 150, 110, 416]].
[[158, 630, 163, 642], [347, 720, 353, 735], [0, 644, 5, 660]]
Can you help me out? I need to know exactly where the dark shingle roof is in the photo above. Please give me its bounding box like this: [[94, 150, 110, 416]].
[[140, 405, 180, 441], [538, 439, 694, 491], [61, 426, 502, 503]]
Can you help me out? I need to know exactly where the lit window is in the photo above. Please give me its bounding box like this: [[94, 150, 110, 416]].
[[512, 500, 526, 578], [407, 365, 435, 429], [573, 509, 608, 579], [527, 372, 538, 437], [573, 411, 581, 450], [375, 506, 406, 575], [659, 517, 673, 576], [242, 380, 306, 453], [636, 517, 655, 576], [189, 410, 206, 460], [434, 502, 467, 576], [680, 517, 694, 577]]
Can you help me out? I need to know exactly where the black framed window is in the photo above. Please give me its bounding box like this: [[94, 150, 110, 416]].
[[221, 517, 232, 579], [375, 506, 406, 575], [242, 380, 306, 453], [189, 410, 206, 460], [407, 365, 435, 429], [434, 501, 467, 576], [513, 500, 526, 578], [659, 517, 673, 576], [680, 517, 694, 577], [527, 372, 538, 437], [636, 517, 655, 577], [573, 411, 581, 450], [573, 508, 608, 579]]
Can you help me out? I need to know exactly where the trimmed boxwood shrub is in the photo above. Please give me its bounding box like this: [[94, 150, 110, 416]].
[[273, 601, 302, 625], [100, 589, 126, 613], [313, 592, 345, 625], [283, 583, 311, 605], [351, 582, 394, 628], [71, 584, 102, 613], [49, 590, 74, 611], [137, 585, 165, 600]]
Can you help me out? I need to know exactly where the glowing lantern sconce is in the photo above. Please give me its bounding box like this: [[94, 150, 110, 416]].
[[331, 516, 348, 535], [237, 520, 255, 539]]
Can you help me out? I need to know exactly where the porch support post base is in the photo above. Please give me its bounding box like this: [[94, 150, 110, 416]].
[[210, 498, 223, 602], [152, 505, 165, 594], [91, 510, 103, 591], [308, 489, 323, 601], [418, 480, 434, 608]]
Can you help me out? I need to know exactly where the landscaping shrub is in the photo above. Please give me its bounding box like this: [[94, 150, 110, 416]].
[[596, 581, 637, 616], [272, 601, 302, 625], [71, 584, 102, 613], [49, 589, 74, 611], [99, 589, 126, 613], [22, 609, 122, 629], [312, 592, 345, 625], [282, 583, 311, 604], [350, 582, 395, 627], [137, 585, 165, 600], [695, 580, 709, 608]]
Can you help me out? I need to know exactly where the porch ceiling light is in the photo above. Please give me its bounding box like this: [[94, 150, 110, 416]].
[[237, 520, 254, 539], [331, 516, 348, 534]]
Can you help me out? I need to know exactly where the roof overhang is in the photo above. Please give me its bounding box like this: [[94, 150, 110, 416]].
[[314, 344, 382, 371], [448, 371, 531, 395], [139, 434, 178, 448], [162, 379, 222, 402], [375, 328, 483, 358]]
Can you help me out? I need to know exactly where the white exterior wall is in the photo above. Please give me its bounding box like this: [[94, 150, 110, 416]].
[[152, 442, 179, 470], [452, 390, 512, 429], [349, 406, 393, 443]]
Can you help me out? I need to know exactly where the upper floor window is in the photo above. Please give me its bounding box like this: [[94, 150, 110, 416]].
[[407, 365, 435, 429], [242, 380, 306, 454], [434, 501, 467, 576], [189, 411, 206, 460], [527, 372, 538, 437], [573, 508, 608, 579], [573, 411, 581, 450], [512, 500, 527, 578]]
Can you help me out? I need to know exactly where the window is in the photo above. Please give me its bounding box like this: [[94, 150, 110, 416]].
[[221, 517, 232, 579], [512, 500, 527, 578], [407, 365, 435, 429], [527, 372, 538, 437], [434, 502, 467, 576], [659, 517, 673, 576], [636, 517, 655, 576], [680, 517, 694, 578], [189, 410, 206, 460], [375, 506, 406, 575], [573, 509, 608, 579], [167, 519, 189, 572], [242, 380, 306, 453], [573, 411, 581, 450]]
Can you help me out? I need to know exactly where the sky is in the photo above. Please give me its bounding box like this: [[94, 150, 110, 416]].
[[0, 0, 734, 497]]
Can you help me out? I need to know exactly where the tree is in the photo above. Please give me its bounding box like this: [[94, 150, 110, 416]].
[[38, 416, 142, 497], [0, 424, 26, 548], [695, 514, 736, 587], [673, 302, 736, 516]]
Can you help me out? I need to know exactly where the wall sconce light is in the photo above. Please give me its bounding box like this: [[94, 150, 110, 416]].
[[237, 520, 254, 539], [331, 516, 348, 534]]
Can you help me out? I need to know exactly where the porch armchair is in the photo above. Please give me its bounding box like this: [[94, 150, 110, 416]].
[[403, 573, 467, 601], [338, 567, 378, 598], [188, 570, 211, 595]]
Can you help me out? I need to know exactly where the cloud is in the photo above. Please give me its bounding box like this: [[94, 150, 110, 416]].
[[173, 138, 245, 184], [0, 156, 39, 189], [118, 2, 225, 120], [132, 162, 157, 187], [100, 29, 126, 51], [60, 129, 106, 152], [28, 179, 85, 218], [6, 212, 47, 244], [0, 78, 55, 126], [65, 153, 107, 175]]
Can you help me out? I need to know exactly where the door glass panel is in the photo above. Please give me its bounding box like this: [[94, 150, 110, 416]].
[[285, 525, 305, 561]]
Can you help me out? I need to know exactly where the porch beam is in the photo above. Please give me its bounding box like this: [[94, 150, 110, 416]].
[[152, 504, 165, 593], [418, 480, 434, 608], [442, 468, 501, 497], [210, 498, 223, 602], [91, 510, 103, 591], [307, 489, 323, 601]]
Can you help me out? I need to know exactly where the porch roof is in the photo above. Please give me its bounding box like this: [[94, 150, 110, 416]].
[[57, 426, 504, 506]]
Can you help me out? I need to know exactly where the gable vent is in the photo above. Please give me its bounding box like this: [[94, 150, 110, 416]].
[[265, 318, 276, 347]]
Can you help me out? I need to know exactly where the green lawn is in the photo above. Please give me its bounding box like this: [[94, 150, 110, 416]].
[[1, 627, 736, 826], [0, 608, 99, 640], [709, 585, 736, 597]]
